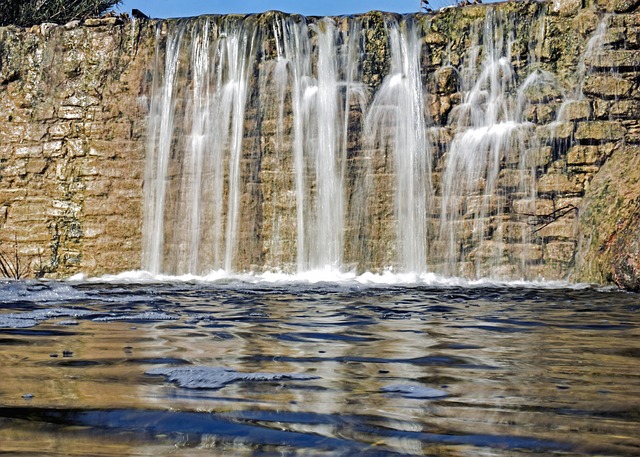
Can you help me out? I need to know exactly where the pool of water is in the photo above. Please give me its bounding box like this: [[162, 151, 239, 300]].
[[0, 276, 638, 456]]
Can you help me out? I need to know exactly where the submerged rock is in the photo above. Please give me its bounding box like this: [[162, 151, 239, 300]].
[[0, 316, 38, 328], [381, 384, 449, 399], [92, 312, 179, 322], [0, 307, 94, 329], [146, 366, 319, 390], [13, 308, 94, 320]]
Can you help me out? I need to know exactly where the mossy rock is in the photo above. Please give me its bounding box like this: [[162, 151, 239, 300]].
[[612, 204, 640, 291]]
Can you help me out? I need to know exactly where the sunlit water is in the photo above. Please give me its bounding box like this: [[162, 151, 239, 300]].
[[0, 275, 639, 456]]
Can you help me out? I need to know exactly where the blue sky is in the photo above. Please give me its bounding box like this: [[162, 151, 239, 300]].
[[114, 1, 443, 18]]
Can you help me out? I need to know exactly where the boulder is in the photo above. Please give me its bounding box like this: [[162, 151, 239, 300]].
[[612, 206, 640, 291]]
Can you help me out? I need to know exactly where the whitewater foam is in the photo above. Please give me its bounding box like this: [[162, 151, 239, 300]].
[[66, 268, 594, 290]]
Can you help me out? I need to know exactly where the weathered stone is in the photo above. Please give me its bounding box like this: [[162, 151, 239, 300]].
[[594, 100, 640, 119], [566, 145, 604, 165], [574, 121, 626, 142], [435, 67, 458, 94], [0, 189, 27, 204], [64, 20, 81, 30], [583, 74, 634, 99], [508, 243, 543, 262], [43, 141, 64, 156], [552, 0, 584, 17], [558, 100, 591, 122], [538, 173, 584, 195], [1, 160, 28, 177], [15, 145, 43, 157], [524, 147, 552, 168], [500, 222, 528, 241], [512, 198, 556, 216], [537, 122, 574, 143], [535, 219, 577, 240], [26, 158, 48, 174], [59, 106, 84, 120], [544, 241, 576, 263], [425, 31, 448, 46], [66, 138, 86, 157], [612, 207, 640, 291], [574, 145, 640, 285], [595, 0, 640, 12], [585, 50, 640, 69], [48, 123, 73, 139], [84, 17, 122, 27]]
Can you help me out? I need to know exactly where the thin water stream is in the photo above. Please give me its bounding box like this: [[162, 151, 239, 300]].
[[1, 277, 638, 456]]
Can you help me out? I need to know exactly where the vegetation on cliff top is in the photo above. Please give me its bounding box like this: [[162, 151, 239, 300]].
[[0, 0, 122, 27]]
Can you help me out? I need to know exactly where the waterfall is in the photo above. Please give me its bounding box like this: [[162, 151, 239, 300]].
[[437, 9, 540, 278], [142, 17, 258, 274], [142, 24, 184, 275], [365, 17, 432, 273], [277, 17, 350, 271], [142, 5, 578, 279]]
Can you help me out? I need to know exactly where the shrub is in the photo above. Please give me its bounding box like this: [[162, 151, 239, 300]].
[[0, 0, 122, 27]]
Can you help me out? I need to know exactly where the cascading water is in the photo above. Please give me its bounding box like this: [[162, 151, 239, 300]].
[[143, 25, 184, 275], [276, 17, 351, 272], [143, 5, 582, 279], [143, 17, 259, 274], [365, 17, 432, 273], [437, 9, 540, 278]]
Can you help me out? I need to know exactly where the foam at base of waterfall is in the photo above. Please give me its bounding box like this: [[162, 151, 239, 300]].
[[70, 268, 595, 290]]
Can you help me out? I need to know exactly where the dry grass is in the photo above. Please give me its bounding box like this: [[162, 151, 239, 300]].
[[0, 0, 122, 27]]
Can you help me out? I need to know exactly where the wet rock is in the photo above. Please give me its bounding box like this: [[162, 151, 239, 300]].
[[524, 146, 553, 168], [538, 173, 584, 196], [583, 74, 634, 99], [612, 207, 640, 291], [552, 0, 584, 17], [382, 384, 449, 399], [574, 121, 626, 142], [585, 50, 639, 69], [558, 100, 591, 122], [595, 100, 640, 120], [435, 67, 458, 94], [544, 241, 576, 263], [595, 0, 640, 13], [574, 145, 640, 287], [567, 145, 605, 165], [146, 366, 319, 390], [537, 122, 574, 143], [0, 6, 637, 286]]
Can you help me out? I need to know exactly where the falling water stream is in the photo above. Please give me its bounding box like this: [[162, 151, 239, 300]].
[[141, 6, 571, 278]]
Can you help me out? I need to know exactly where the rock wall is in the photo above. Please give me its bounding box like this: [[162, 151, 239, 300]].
[[0, 17, 154, 277], [0, 0, 638, 287]]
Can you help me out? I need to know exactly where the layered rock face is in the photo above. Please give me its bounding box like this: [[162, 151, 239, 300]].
[[0, 0, 638, 287], [0, 17, 154, 276]]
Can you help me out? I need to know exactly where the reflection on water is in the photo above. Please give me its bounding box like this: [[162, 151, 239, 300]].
[[0, 278, 639, 456]]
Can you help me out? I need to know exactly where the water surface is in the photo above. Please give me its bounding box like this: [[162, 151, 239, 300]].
[[0, 276, 638, 456]]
